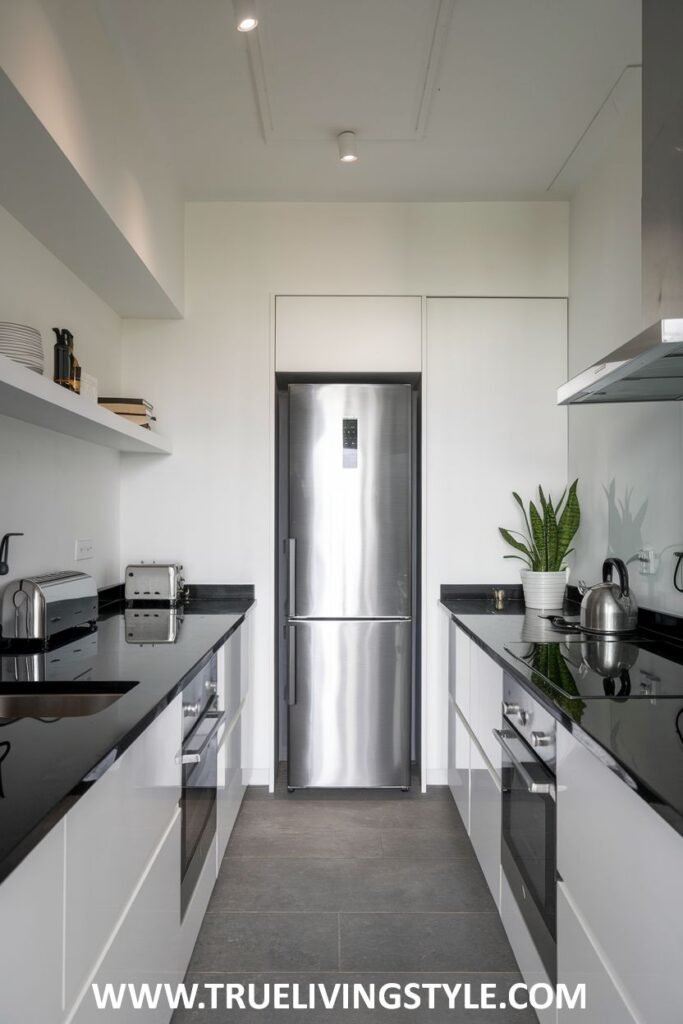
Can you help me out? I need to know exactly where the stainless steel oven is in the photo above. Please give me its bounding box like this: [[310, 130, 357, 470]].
[[494, 674, 557, 983], [179, 655, 223, 919]]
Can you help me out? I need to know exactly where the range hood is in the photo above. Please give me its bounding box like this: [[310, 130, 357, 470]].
[[557, 319, 683, 404], [559, 1, 683, 405]]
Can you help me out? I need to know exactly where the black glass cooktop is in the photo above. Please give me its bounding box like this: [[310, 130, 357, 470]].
[[504, 639, 683, 701]]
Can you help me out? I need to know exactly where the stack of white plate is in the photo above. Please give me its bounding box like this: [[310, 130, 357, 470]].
[[0, 323, 44, 375]]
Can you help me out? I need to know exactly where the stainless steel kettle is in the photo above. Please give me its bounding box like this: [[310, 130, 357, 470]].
[[578, 557, 638, 634]]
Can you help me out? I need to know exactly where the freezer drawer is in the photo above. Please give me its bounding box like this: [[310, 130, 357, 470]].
[[288, 383, 412, 618], [288, 619, 411, 789]]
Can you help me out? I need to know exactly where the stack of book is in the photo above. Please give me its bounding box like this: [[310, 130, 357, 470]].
[[98, 397, 155, 430]]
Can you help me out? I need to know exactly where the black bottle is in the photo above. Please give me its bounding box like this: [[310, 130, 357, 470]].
[[53, 328, 73, 390]]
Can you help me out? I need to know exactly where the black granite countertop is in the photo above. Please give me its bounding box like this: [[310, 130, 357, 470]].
[[0, 587, 254, 885], [440, 587, 683, 839]]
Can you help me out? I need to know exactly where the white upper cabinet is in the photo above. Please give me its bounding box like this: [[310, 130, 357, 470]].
[[275, 295, 422, 372]]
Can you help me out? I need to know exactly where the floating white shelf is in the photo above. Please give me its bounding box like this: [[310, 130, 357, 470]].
[[0, 354, 172, 455]]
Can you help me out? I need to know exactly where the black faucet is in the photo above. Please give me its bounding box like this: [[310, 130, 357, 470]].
[[0, 533, 23, 576]]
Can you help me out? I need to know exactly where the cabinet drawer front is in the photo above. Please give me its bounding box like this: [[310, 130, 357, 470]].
[[217, 711, 246, 863], [220, 631, 242, 727], [72, 813, 184, 1024], [557, 884, 637, 1024], [65, 695, 181, 1009], [448, 697, 470, 831], [0, 822, 65, 1024], [500, 876, 556, 1024], [470, 644, 503, 771], [449, 621, 471, 714], [469, 743, 501, 909], [557, 729, 683, 1023]]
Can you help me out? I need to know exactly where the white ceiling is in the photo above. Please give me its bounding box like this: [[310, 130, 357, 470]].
[[96, 0, 641, 201]]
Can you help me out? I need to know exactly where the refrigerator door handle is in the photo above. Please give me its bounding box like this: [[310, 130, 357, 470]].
[[287, 624, 297, 706], [288, 538, 296, 618]]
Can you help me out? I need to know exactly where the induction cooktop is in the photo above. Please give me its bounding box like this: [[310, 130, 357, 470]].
[[504, 639, 683, 701]]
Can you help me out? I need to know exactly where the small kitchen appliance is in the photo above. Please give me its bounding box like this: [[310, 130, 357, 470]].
[[124, 563, 186, 604], [577, 557, 638, 634], [1, 571, 98, 644]]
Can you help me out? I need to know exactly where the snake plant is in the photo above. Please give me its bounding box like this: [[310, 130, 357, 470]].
[[499, 480, 580, 572]]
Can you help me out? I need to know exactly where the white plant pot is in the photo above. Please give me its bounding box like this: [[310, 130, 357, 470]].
[[520, 569, 568, 610]]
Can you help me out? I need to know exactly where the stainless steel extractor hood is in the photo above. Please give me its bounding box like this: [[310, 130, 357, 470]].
[[557, 319, 683, 404], [559, 1, 683, 405]]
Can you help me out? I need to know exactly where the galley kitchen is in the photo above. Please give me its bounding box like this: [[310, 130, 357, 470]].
[[0, 2, 682, 1022]]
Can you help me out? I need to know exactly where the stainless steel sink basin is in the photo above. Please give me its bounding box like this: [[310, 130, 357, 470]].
[[0, 681, 138, 719]]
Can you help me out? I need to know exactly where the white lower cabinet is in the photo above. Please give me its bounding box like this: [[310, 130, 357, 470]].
[[448, 696, 470, 830], [71, 812, 184, 1024], [217, 705, 246, 864], [557, 728, 683, 1023], [500, 876, 556, 1024], [0, 619, 251, 1024], [0, 821, 65, 1024], [64, 694, 182, 1009], [470, 641, 503, 772], [449, 620, 471, 714], [446, 629, 501, 906], [468, 741, 501, 909], [557, 883, 637, 1024], [220, 628, 242, 728]]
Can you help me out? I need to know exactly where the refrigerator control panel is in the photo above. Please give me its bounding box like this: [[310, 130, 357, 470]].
[[342, 418, 358, 468]]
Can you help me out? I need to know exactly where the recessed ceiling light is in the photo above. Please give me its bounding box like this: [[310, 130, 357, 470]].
[[234, 0, 258, 32], [337, 131, 358, 163]]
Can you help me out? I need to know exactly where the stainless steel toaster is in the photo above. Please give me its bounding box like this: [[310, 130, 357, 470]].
[[125, 562, 186, 604], [1, 571, 98, 641]]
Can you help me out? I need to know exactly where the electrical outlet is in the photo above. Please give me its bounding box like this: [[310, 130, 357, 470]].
[[75, 539, 94, 561], [637, 548, 656, 575]]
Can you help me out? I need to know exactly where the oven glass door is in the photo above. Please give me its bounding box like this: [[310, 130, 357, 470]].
[[180, 705, 223, 918], [497, 725, 557, 981]]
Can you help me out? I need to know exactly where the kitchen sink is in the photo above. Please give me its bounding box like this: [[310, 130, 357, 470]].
[[0, 681, 138, 719]]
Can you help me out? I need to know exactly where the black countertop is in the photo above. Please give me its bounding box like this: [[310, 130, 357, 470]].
[[440, 590, 683, 839], [0, 590, 254, 885]]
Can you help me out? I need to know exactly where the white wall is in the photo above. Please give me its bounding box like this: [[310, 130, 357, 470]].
[[568, 105, 683, 616], [0, 0, 183, 312], [0, 205, 122, 587], [120, 201, 569, 785]]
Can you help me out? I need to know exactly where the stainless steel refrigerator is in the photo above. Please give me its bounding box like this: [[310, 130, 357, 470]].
[[286, 383, 412, 789]]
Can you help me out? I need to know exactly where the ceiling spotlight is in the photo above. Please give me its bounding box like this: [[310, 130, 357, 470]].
[[234, 0, 258, 32], [337, 131, 358, 163]]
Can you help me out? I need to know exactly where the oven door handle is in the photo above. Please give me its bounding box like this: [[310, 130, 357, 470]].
[[493, 728, 555, 796], [176, 709, 225, 765]]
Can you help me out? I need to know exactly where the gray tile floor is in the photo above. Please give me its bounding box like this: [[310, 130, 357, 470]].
[[174, 768, 535, 1022]]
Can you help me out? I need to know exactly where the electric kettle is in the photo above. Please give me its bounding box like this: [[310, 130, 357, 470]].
[[578, 557, 638, 634]]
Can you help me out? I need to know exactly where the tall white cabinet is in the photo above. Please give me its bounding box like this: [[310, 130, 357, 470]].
[[427, 297, 567, 783]]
